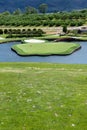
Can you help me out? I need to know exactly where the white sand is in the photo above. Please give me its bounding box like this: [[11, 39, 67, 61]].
[[72, 37, 82, 39], [0, 37, 5, 40], [24, 39, 45, 43]]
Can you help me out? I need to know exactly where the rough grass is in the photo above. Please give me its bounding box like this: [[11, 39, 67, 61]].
[[0, 62, 87, 130], [11, 42, 80, 56]]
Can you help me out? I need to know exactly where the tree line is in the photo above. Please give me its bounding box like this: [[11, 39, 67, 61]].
[[0, 8, 86, 27], [2, 3, 48, 15]]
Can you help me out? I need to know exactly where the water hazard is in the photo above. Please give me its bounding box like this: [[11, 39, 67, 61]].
[[0, 41, 87, 64]]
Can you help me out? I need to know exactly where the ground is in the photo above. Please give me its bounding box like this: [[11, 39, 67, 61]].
[[0, 62, 87, 130]]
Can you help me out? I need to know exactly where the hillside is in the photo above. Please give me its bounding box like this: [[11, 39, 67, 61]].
[[0, 0, 87, 12]]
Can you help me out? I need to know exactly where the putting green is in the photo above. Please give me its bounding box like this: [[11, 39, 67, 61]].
[[11, 42, 81, 56]]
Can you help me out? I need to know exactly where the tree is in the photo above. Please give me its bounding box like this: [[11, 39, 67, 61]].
[[2, 11, 10, 15], [62, 25, 67, 33], [13, 8, 22, 15], [38, 3, 48, 14], [4, 29, 8, 34], [0, 29, 3, 34], [25, 6, 38, 14]]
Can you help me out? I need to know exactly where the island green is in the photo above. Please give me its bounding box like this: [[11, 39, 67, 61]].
[[11, 42, 80, 56]]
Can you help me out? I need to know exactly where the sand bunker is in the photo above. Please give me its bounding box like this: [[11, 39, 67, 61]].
[[0, 37, 5, 40], [72, 37, 82, 39], [24, 39, 45, 43]]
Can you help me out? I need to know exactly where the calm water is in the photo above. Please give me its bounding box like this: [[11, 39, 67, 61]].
[[0, 41, 87, 64]]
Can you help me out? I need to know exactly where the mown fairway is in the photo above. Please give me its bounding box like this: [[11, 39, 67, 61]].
[[12, 42, 80, 56], [0, 62, 87, 130]]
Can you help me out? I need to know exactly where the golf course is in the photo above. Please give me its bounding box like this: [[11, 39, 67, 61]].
[[0, 6, 87, 130]]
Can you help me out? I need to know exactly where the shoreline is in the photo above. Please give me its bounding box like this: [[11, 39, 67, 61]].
[[0, 35, 87, 44]]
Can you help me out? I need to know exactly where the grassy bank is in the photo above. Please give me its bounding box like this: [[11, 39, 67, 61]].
[[0, 62, 87, 130], [11, 42, 80, 56], [0, 34, 87, 45]]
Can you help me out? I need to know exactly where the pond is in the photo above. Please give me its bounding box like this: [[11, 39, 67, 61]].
[[0, 41, 87, 64]]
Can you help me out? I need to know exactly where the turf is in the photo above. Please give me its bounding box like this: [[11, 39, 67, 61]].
[[0, 62, 87, 130], [11, 42, 80, 56]]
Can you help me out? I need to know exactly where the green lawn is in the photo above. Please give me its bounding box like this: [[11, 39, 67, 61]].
[[11, 42, 80, 56], [0, 62, 87, 130]]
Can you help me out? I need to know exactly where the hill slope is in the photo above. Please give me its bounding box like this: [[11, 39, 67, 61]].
[[0, 0, 87, 12]]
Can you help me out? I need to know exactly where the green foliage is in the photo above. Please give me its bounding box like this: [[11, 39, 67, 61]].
[[0, 9, 86, 27], [13, 8, 22, 15], [6, 28, 45, 38], [62, 25, 67, 33], [25, 6, 38, 14], [38, 3, 48, 13], [4, 29, 8, 34], [1, 11, 11, 15], [0, 29, 3, 34]]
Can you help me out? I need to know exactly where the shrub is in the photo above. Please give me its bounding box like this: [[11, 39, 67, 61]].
[[4, 29, 8, 34], [0, 29, 3, 34], [62, 25, 67, 33]]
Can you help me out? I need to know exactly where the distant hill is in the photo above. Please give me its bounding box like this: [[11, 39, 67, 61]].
[[0, 0, 87, 12]]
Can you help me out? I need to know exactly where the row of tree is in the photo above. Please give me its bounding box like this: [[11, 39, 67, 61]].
[[0, 14, 85, 27], [0, 9, 86, 27], [0, 28, 45, 37]]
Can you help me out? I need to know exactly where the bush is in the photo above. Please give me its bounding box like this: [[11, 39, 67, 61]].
[[37, 29, 45, 34], [62, 25, 67, 33], [4, 29, 7, 34], [70, 21, 77, 26], [0, 29, 3, 34], [6, 28, 45, 38]]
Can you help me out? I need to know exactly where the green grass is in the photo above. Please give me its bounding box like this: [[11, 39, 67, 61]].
[[11, 42, 80, 56], [41, 34, 87, 41], [0, 33, 87, 45], [0, 62, 87, 130]]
